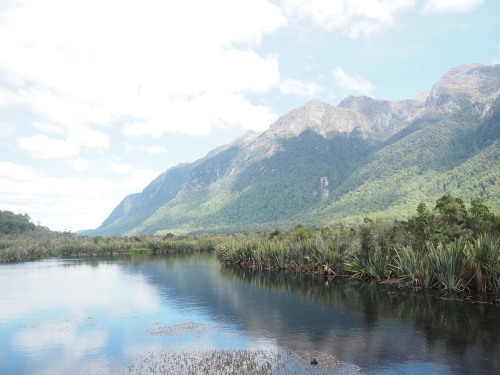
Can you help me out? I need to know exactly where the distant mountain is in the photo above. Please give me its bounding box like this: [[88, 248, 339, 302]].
[[83, 64, 500, 235]]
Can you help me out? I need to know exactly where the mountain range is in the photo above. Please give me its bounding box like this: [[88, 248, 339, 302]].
[[83, 63, 500, 235]]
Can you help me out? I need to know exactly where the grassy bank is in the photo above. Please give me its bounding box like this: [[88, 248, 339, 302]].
[[0, 230, 216, 262], [215, 196, 499, 294], [1, 195, 498, 294], [215, 233, 499, 294]]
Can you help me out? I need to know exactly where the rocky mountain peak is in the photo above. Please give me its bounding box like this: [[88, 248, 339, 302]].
[[266, 99, 372, 138], [338, 94, 427, 135], [425, 63, 500, 113], [231, 129, 262, 147]]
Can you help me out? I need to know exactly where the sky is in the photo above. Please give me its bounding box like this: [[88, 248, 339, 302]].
[[0, 0, 499, 232]]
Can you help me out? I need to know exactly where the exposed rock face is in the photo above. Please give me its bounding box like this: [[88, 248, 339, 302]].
[[425, 64, 500, 113], [338, 94, 427, 135], [267, 99, 373, 138]]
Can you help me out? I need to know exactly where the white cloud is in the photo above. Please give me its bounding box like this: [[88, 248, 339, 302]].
[[0, 0, 285, 138], [31, 121, 65, 135], [422, 0, 484, 14], [17, 134, 80, 159], [0, 162, 38, 181], [71, 158, 90, 172], [333, 66, 376, 96], [68, 126, 109, 149], [0, 162, 160, 230], [107, 160, 133, 175], [23, 89, 113, 128], [0, 122, 16, 138], [0, 86, 25, 107], [16, 122, 109, 159], [124, 92, 277, 136], [131, 168, 160, 184], [279, 78, 326, 97], [147, 145, 169, 155], [281, 0, 416, 38]]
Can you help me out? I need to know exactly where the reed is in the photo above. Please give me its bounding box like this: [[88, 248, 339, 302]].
[[464, 235, 499, 293], [0, 231, 217, 262], [124, 349, 323, 375], [427, 240, 467, 291], [344, 249, 391, 279], [392, 246, 432, 288]]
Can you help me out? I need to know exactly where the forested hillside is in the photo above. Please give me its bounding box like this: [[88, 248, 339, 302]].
[[84, 64, 500, 236]]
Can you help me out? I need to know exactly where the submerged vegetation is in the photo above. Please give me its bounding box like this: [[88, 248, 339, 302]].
[[1, 195, 499, 294], [124, 349, 355, 375]]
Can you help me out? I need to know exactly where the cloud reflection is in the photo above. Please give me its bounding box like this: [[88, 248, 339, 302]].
[[0, 260, 159, 323]]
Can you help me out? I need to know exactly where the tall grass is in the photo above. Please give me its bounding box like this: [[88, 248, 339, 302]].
[[344, 249, 391, 280], [2, 222, 498, 294], [393, 236, 499, 292], [464, 235, 499, 293], [392, 246, 432, 288], [427, 240, 467, 291], [216, 229, 499, 294], [215, 234, 346, 274], [0, 231, 217, 262]]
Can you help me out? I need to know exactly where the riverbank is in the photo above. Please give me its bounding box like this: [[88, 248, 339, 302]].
[[1, 195, 499, 295], [0, 230, 216, 262], [214, 232, 499, 295], [2, 228, 497, 296]]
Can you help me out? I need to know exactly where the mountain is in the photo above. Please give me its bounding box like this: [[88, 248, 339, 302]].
[[84, 64, 500, 235]]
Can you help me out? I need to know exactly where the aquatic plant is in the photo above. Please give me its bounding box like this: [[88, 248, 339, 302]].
[[344, 249, 391, 279], [427, 240, 467, 291], [0, 231, 217, 262], [392, 246, 433, 288], [124, 348, 348, 375], [464, 235, 500, 293]]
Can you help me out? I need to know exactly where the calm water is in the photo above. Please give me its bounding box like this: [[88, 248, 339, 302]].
[[0, 253, 498, 374]]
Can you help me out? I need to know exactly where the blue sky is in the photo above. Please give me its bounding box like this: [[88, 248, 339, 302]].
[[0, 0, 499, 231]]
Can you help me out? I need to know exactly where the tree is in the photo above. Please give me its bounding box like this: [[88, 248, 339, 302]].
[[0, 210, 36, 234], [466, 197, 499, 237], [407, 202, 435, 247], [433, 195, 468, 240]]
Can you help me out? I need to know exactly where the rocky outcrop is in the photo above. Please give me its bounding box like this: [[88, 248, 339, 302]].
[[267, 99, 373, 138], [338, 94, 427, 135], [425, 64, 500, 113]]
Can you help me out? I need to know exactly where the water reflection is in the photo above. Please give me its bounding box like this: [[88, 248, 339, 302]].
[[219, 265, 500, 374], [0, 253, 498, 375], [221, 265, 500, 347]]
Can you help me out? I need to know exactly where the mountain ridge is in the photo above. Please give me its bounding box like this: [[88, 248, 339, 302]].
[[82, 63, 500, 236]]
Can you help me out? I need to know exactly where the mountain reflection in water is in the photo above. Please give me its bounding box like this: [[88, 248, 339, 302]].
[[217, 264, 499, 375], [0, 253, 498, 375]]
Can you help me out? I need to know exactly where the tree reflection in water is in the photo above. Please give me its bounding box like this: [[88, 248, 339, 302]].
[[220, 264, 499, 374]]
